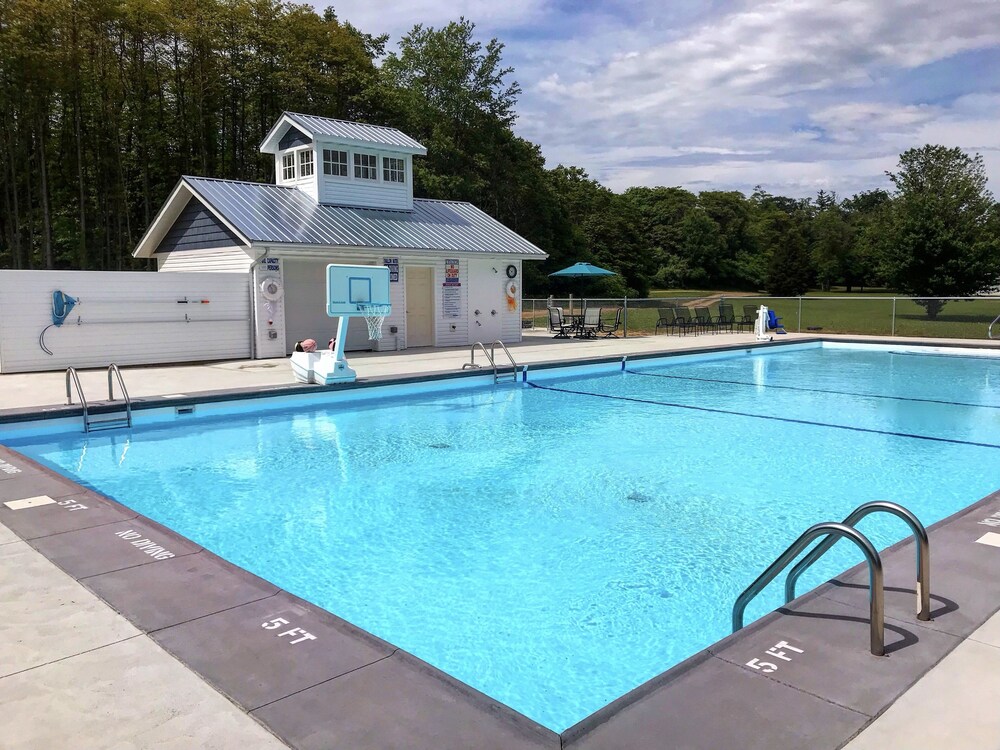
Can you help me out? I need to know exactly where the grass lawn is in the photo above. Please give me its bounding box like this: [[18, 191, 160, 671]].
[[523, 289, 1000, 340]]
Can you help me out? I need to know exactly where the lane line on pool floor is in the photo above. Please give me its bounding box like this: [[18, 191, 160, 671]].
[[526, 382, 1000, 451], [624, 369, 1000, 410]]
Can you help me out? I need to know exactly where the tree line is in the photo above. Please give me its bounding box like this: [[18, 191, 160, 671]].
[[2, 2, 998, 317]]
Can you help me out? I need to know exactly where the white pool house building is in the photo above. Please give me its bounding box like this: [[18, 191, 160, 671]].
[[133, 111, 548, 358]]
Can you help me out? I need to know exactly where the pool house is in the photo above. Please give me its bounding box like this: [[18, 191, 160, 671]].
[[132, 112, 547, 358]]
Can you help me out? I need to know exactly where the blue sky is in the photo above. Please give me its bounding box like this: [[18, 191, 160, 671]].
[[328, 0, 1000, 199]]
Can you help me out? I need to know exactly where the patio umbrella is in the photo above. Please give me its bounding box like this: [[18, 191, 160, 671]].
[[548, 262, 617, 316]]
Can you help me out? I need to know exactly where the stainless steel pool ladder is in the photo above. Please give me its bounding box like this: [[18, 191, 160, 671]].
[[733, 522, 886, 656], [66, 364, 133, 432], [785, 501, 930, 621], [462, 341, 519, 383], [989, 312, 1000, 339]]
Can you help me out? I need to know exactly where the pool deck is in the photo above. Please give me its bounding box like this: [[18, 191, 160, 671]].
[[3, 331, 1000, 748]]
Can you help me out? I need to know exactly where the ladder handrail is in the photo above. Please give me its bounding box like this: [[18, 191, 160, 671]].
[[733, 522, 885, 656], [465, 342, 497, 373], [990, 312, 1000, 339], [785, 501, 930, 620], [107, 364, 133, 428], [65, 367, 90, 433], [490, 340, 518, 380]]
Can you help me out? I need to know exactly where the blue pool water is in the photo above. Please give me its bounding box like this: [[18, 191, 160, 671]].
[[5, 345, 1000, 731]]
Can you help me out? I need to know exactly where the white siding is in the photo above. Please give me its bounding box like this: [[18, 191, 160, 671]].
[[0, 270, 250, 373], [317, 149, 413, 210], [280, 258, 372, 354], [500, 260, 523, 344], [156, 246, 253, 273]]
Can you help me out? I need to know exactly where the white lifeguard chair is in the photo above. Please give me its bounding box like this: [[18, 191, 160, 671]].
[[290, 264, 391, 385]]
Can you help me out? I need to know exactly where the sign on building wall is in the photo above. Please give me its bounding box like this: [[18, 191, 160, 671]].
[[383, 257, 399, 282], [444, 259, 460, 286], [443, 287, 462, 318]]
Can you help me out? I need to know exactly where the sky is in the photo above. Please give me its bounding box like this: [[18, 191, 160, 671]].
[[327, 0, 1000, 199]]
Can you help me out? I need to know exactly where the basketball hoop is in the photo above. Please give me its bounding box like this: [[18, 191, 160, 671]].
[[359, 303, 391, 340]]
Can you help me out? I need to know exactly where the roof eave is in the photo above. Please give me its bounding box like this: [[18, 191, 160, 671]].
[[133, 177, 253, 258], [250, 242, 547, 260]]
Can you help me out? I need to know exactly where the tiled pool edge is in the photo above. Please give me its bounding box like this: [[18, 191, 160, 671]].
[[4, 443, 1000, 749]]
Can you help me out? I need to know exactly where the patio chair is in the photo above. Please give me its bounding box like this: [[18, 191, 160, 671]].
[[674, 307, 699, 336], [716, 303, 737, 333], [738, 305, 758, 333], [548, 307, 573, 338], [600, 306, 623, 337], [655, 307, 677, 335], [694, 306, 717, 334], [579, 306, 602, 338]]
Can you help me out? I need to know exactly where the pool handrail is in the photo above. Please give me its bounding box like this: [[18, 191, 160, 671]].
[[989, 312, 1000, 339], [785, 501, 930, 621], [732, 522, 885, 656]]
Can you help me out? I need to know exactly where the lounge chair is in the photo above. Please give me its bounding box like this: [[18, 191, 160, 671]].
[[655, 308, 677, 335], [674, 307, 699, 336], [548, 307, 573, 338], [716, 303, 736, 333], [600, 306, 623, 337], [694, 306, 717, 334], [738, 305, 757, 333], [579, 307, 602, 338]]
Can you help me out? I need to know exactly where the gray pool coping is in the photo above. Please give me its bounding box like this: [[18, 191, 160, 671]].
[[3, 345, 1000, 748]]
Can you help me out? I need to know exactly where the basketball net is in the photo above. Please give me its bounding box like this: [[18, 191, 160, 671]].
[[359, 303, 391, 341]]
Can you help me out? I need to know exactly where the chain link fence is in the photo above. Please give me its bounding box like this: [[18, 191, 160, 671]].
[[522, 296, 1000, 340]]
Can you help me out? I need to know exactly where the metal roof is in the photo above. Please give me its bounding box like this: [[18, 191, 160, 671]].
[[183, 177, 547, 256], [283, 112, 426, 153]]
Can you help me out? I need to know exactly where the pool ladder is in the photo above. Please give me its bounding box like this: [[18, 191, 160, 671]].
[[989, 312, 1000, 339], [462, 341, 519, 383], [732, 501, 930, 657], [66, 364, 133, 433]]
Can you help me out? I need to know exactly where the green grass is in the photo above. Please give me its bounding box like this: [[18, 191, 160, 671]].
[[522, 291, 1000, 339]]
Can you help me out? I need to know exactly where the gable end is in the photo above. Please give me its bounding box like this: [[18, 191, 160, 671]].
[[279, 126, 312, 150], [155, 197, 246, 253]]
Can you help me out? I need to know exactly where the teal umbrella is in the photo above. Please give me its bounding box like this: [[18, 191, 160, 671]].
[[548, 262, 617, 316]]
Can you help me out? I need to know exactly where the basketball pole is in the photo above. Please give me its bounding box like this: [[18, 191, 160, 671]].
[[329, 315, 357, 382]]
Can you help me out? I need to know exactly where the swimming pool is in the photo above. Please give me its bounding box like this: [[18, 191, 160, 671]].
[[4, 342, 999, 731]]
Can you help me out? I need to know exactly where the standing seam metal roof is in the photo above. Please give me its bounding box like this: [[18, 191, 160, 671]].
[[283, 112, 427, 152], [183, 177, 547, 256]]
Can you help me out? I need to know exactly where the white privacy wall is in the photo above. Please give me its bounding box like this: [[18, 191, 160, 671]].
[[0, 270, 251, 373]]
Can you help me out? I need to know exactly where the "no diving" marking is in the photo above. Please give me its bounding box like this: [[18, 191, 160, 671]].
[[114, 529, 176, 560]]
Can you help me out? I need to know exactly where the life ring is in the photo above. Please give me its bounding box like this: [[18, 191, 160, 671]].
[[260, 277, 284, 302], [505, 280, 518, 299]]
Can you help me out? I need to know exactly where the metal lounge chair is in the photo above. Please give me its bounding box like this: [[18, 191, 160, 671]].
[[600, 306, 623, 337], [656, 307, 677, 335], [694, 306, 717, 334], [579, 306, 602, 338], [716, 303, 737, 333], [548, 307, 573, 338], [674, 307, 699, 335], [738, 305, 757, 333]]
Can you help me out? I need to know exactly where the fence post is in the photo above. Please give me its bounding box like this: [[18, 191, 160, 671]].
[[624, 297, 628, 339], [798, 297, 802, 333], [891, 298, 896, 336]]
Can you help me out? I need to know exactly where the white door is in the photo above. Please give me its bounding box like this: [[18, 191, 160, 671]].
[[468, 262, 503, 341], [406, 266, 435, 347]]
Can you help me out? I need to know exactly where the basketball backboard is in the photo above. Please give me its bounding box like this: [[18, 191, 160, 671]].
[[326, 264, 391, 317]]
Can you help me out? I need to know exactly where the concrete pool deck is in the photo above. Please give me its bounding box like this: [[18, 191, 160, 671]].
[[3, 329, 997, 413], [3, 332, 1000, 748]]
